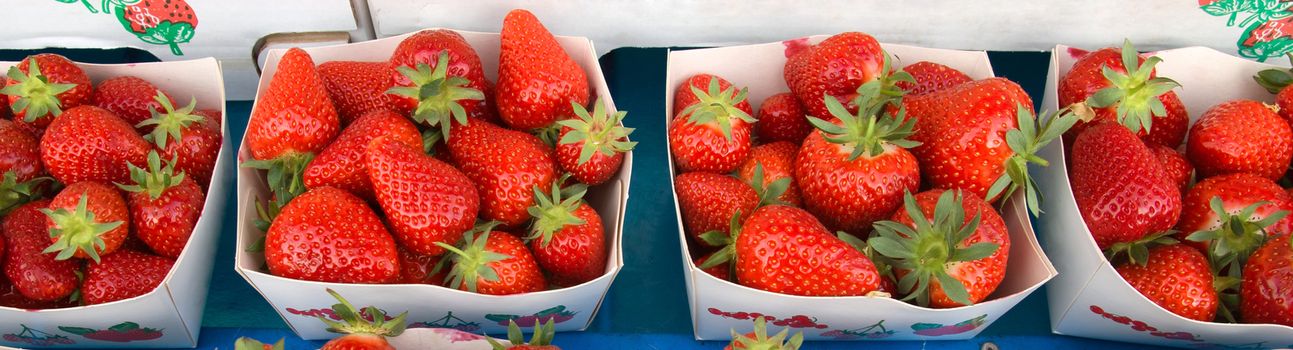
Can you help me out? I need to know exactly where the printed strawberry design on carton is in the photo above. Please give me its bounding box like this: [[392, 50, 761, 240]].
[[58, 322, 164, 343], [485, 305, 577, 327], [51, 0, 199, 56], [2, 325, 74, 346]]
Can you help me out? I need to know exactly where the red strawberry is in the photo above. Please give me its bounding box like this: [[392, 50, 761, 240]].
[[1116, 244, 1218, 322], [316, 289, 407, 350], [43, 181, 130, 262], [783, 32, 885, 120], [1, 54, 93, 131], [1177, 173, 1293, 268], [695, 251, 730, 281], [116, 0, 199, 56], [556, 99, 635, 185], [0, 76, 10, 120], [486, 319, 559, 350], [0, 278, 76, 309], [753, 92, 811, 143], [0, 119, 46, 215], [673, 172, 757, 246], [366, 135, 479, 256], [1241, 234, 1293, 326], [137, 93, 222, 188], [1058, 40, 1188, 148], [1070, 121, 1181, 249], [733, 205, 880, 296], [117, 151, 205, 258], [669, 73, 756, 174], [869, 190, 1010, 307], [1150, 144, 1192, 192], [736, 141, 801, 207], [82, 249, 173, 305], [194, 108, 222, 131], [724, 317, 803, 350], [896, 61, 972, 96], [436, 223, 546, 295], [304, 110, 421, 199], [40, 105, 149, 185], [244, 48, 340, 205], [447, 120, 557, 228], [497, 9, 590, 130], [388, 30, 491, 134], [1254, 59, 1293, 124], [395, 247, 445, 285], [91, 76, 171, 127], [3, 200, 80, 301], [317, 61, 400, 125], [527, 182, 606, 287], [1186, 100, 1293, 181], [265, 187, 399, 283]]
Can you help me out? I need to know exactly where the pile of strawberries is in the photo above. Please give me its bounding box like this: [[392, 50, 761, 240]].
[[244, 9, 632, 295], [1065, 40, 1293, 327], [0, 54, 222, 308], [672, 31, 1072, 308]]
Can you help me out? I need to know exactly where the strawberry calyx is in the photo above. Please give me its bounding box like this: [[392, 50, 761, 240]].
[[387, 50, 485, 142], [1185, 197, 1289, 273], [1105, 231, 1178, 267], [317, 288, 408, 339], [810, 71, 920, 161], [876, 50, 916, 105], [697, 211, 742, 281], [241, 151, 315, 207], [0, 170, 52, 216], [434, 222, 512, 293], [115, 151, 185, 200], [0, 59, 77, 122], [137, 92, 203, 149], [234, 337, 285, 350], [39, 192, 124, 263], [986, 105, 1078, 215], [746, 163, 790, 208], [557, 98, 638, 165], [837, 231, 895, 298], [868, 190, 1000, 307], [727, 316, 804, 350], [421, 128, 444, 155], [678, 76, 756, 141], [1085, 39, 1180, 136], [486, 318, 556, 349], [526, 176, 589, 247], [1253, 53, 1293, 94]]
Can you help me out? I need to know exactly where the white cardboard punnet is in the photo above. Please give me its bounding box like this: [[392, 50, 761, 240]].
[[1039, 45, 1293, 349], [665, 37, 1057, 341], [235, 29, 630, 340], [0, 59, 230, 349]]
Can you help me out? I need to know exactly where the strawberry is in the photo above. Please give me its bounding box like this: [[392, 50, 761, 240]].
[[556, 99, 636, 185], [388, 30, 491, 134], [3, 200, 80, 302], [447, 119, 557, 228], [669, 74, 756, 173], [1178, 173, 1292, 272], [724, 317, 803, 350], [395, 246, 445, 285], [137, 92, 222, 188], [1186, 99, 1293, 181], [497, 9, 590, 130], [1241, 234, 1293, 326], [1115, 243, 1218, 322], [91, 76, 171, 127], [0, 277, 76, 309], [1, 54, 93, 132], [116, 151, 205, 258], [81, 249, 173, 305], [316, 289, 407, 350], [317, 61, 400, 125], [1058, 40, 1188, 148], [673, 172, 757, 246], [234, 337, 285, 350], [0, 76, 10, 120], [896, 61, 973, 96], [731, 205, 880, 296], [753, 92, 811, 143], [736, 141, 801, 207], [366, 135, 479, 256], [43, 181, 129, 262], [194, 108, 222, 132], [40, 105, 149, 185], [1253, 57, 1293, 124], [243, 48, 340, 205], [1070, 121, 1181, 250], [486, 319, 559, 350], [869, 190, 1009, 307], [695, 251, 731, 281], [304, 110, 421, 199], [783, 32, 886, 120], [1150, 144, 1192, 192], [0, 119, 47, 215], [265, 187, 399, 283], [527, 181, 606, 287], [116, 0, 198, 56], [435, 222, 546, 295]]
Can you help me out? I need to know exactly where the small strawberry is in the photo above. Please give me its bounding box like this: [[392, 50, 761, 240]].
[[0, 119, 48, 215], [447, 119, 557, 228], [896, 61, 972, 96], [753, 92, 811, 143], [1186, 99, 1293, 181], [1178, 173, 1292, 273], [91, 76, 171, 127], [497, 9, 590, 130], [1253, 53, 1293, 125], [366, 135, 479, 256], [1, 54, 93, 132], [1150, 144, 1192, 192], [673, 172, 757, 246], [234, 337, 285, 350], [1070, 121, 1181, 249], [317, 61, 399, 125], [3, 200, 81, 302], [1059, 39, 1188, 148], [555, 99, 636, 185], [783, 32, 887, 120], [527, 180, 606, 287], [1115, 243, 1218, 322], [116, 151, 205, 258], [435, 222, 546, 295], [40, 105, 149, 185], [265, 187, 399, 283], [395, 246, 445, 285], [243, 48, 340, 206], [486, 319, 559, 350], [736, 141, 801, 207], [304, 110, 422, 199], [724, 317, 803, 350], [136, 92, 222, 188], [43, 181, 129, 262], [1241, 234, 1293, 326], [389, 30, 491, 133], [669, 74, 756, 174], [82, 249, 174, 305], [730, 205, 881, 296], [316, 289, 407, 350]]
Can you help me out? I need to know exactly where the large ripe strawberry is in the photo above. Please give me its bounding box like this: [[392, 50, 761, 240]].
[[669, 74, 756, 174], [91, 76, 171, 127], [265, 187, 399, 283], [317, 61, 399, 125], [1178, 173, 1292, 271], [0, 119, 47, 215], [783, 32, 886, 119], [137, 92, 222, 188], [731, 205, 881, 296], [556, 99, 635, 185], [1, 54, 93, 131], [753, 92, 811, 143], [366, 135, 479, 256], [1058, 40, 1188, 148], [243, 48, 340, 206], [1186, 99, 1293, 181], [447, 119, 556, 228], [81, 249, 174, 305], [1254, 58, 1293, 124], [116, 151, 205, 258], [527, 182, 606, 287], [43, 181, 129, 262], [896, 61, 972, 96], [435, 223, 546, 295], [304, 110, 421, 199], [869, 190, 1009, 307], [40, 105, 150, 184], [1241, 234, 1293, 326], [388, 30, 491, 135], [115, 0, 199, 56], [3, 200, 81, 301], [724, 317, 803, 350], [1070, 121, 1181, 249], [673, 172, 758, 246], [497, 9, 589, 130], [486, 319, 559, 350], [1150, 144, 1192, 192], [316, 289, 407, 350], [1115, 243, 1218, 322], [736, 141, 801, 207]]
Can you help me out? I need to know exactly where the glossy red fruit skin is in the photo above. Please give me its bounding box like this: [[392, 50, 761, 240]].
[[450, 230, 546, 295], [194, 109, 222, 132], [3, 200, 80, 302], [497, 9, 590, 130], [1059, 48, 1189, 148], [890, 190, 1010, 308], [736, 141, 802, 207], [1116, 244, 1218, 322], [161, 117, 222, 189], [531, 203, 606, 287], [1187, 100, 1293, 181], [246, 48, 340, 161], [0, 77, 10, 120], [127, 177, 204, 258], [1176, 173, 1293, 250], [1242, 234, 1293, 326], [320, 334, 395, 350], [556, 124, 626, 186], [7, 54, 93, 130], [0, 119, 43, 181], [672, 74, 754, 117], [0, 278, 76, 309], [395, 246, 445, 285], [47, 182, 130, 260], [389, 30, 493, 122], [1277, 86, 1293, 125], [265, 187, 399, 283], [366, 136, 479, 257], [317, 61, 401, 125], [304, 110, 422, 200], [40, 106, 149, 184], [754, 92, 812, 143], [696, 252, 730, 281], [794, 128, 920, 234], [1070, 121, 1181, 250], [82, 249, 174, 305], [896, 61, 973, 96], [1150, 144, 1192, 193], [669, 74, 754, 174], [91, 76, 170, 127], [736, 205, 880, 296], [673, 172, 758, 245], [447, 120, 556, 228], [784, 32, 884, 120]]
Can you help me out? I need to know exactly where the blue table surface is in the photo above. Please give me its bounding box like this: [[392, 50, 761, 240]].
[[59, 48, 1171, 350]]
